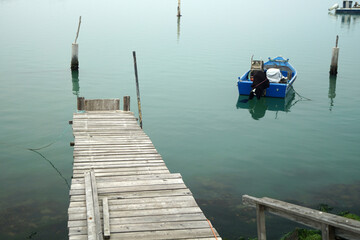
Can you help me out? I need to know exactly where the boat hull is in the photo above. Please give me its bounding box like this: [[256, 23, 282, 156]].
[[335, 8, 360, 14], [237, 56, 297, 98]]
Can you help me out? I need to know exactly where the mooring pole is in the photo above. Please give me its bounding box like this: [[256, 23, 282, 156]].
[[132, 51, 143, 128], [330, 35, 339, 76], [71, 16, 82, 71], [177, 0, 182, 17]]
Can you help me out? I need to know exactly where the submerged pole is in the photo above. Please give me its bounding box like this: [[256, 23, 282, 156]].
[[330, 35, 339, 76], [132, 51, 143, 128], [71, 16, 82, 71], [177, 0, 182, 17]]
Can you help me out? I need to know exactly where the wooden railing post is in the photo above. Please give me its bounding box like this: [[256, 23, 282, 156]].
[[322, 224, 335, 240], [77, 97, 85, 111], [123, 96, 130, 111], [256, 204, 266, 240]]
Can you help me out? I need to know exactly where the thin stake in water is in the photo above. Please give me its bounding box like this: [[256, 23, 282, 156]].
[[133, 51, 143, 128]]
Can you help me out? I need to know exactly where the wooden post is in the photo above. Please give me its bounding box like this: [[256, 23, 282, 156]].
[[256, 204, 266, 240], [71, 16, 81, 71], [77, 97, 85, 111], [123, 96, 130, 111], [133, 51, 143, 128], [321, 224, 336, 240], [330, 35, 339, 76], [177, 0, 182, 17]]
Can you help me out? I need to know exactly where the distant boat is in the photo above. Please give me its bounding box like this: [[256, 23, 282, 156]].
[[237, 56, 297, 98], [329, 1, 360, 14]]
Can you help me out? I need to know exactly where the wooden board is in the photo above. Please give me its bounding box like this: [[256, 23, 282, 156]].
[[68, 109, 221, 240]]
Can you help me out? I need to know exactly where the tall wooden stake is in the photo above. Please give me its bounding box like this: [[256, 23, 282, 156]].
[[177, 0, 182, 17], [133, 51, 143, 128], [71, 16, 82, 71], [330, 35, 339, 76]]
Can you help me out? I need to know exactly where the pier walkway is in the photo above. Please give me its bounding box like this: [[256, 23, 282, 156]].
[[67, 104, 221, 239]]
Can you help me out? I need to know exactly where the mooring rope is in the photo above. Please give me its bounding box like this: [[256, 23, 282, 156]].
[[28, 124, 70, 151], [290, 85, 312, 101], [206, 219, 219, 240]]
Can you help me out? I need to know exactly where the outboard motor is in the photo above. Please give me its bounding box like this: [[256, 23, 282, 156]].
[[249, 59, 264, 81], [329, 3, 339, 10]]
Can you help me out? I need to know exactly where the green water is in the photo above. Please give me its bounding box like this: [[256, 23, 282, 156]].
[[1, 0, 360, 239]]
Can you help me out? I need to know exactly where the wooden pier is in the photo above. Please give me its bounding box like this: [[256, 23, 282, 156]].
[[68, 99, 221, 240]]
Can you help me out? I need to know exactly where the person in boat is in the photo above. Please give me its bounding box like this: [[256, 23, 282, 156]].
[[249, 70, 270, 100], [354, 2, 360, 7]]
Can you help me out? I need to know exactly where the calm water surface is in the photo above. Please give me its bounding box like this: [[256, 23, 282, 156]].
[[1, 0, 360, 239]]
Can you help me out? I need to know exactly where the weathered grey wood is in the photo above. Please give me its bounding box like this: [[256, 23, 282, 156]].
[[330, 35, 339, 76], [322, 223, 335, 240], [70, 220, 213, 235], [69, 109, 220, 240], [256, 204, 266, 240], [69, 229, 222, 240], [69, 206, 204, 221], [70, 183, 188, 196], [102, 197, 110, 239], [69, 194, 195, 208], [243, 195, 360, 240], [69, 199, 198, 214], [90, 170, 103, 240], [123, 96, 130, 111], [84, 171, 97, 240], [77, 97, 85, 111], [84, 99, 120, 111], [133, 51, 143, 129], [70, 189, 192, 202], [68, 212, 207, 228]]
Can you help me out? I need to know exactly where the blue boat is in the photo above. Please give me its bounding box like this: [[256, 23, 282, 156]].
[[237, 56, 297, 98]]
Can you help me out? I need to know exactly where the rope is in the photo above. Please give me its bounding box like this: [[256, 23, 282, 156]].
[[290, 85, 311, 101], [206, 219, 218, 240], [28, 124, 70, 151]]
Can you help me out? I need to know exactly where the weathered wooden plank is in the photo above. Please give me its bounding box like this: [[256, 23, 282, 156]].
[[73, 158, 164, 163], [69, 220, 212, 235], [72, 166, 170, 174], [72, 163, 165, 170], [69, 194, 195, 208], [70, 178, 185, 190], [69, 228, 220, 240], [70, 188, 193, 203], [68, 199, 198, 214], [71, 173, 182, 185], [72, 170, 170, 179], [84, 171, 97, 240], [90, 170, 103, 240], [102, 197, 110, 239], [68, 212, 207, 228], [69, 206, 205, 221], [70, 183, 188, 196]]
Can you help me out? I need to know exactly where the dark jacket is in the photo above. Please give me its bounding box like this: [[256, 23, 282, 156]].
[[249, 71, 270, 100]]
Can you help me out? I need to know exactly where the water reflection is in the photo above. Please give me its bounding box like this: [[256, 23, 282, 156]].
[[329, 75, 337, 111], [71, 70, 80, 96], [177, 16, 181, 42], [236, 89, 295, 120], [328, 12, 360, 27]]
